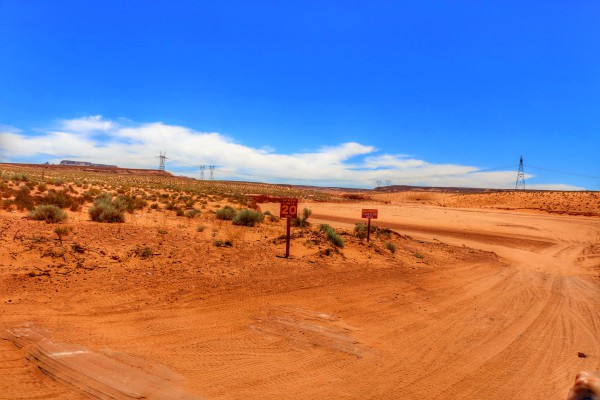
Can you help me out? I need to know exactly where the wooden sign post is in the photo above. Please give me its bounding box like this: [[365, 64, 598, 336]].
[[361, 209, 378, 242], [280, 198, 298, 257]]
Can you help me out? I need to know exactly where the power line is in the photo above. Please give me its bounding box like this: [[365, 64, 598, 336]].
[[527, 165, 600, 180]]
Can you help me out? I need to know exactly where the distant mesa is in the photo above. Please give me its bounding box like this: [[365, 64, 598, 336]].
[[60, 160, 118, 168]]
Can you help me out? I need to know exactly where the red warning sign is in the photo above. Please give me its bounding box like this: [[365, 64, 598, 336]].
[[361, 209, 378, 219]]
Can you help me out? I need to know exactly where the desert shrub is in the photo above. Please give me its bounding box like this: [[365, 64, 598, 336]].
[[82, 188, 101, 202], [214, 239, 233, 247], [385, 242, 396, 253], [88, 194, 125, 223], [186, 209, 202, 218], [51, 178, 64, 186], [376, 228, 392, 240], [11, 173, 29, 182], [14, 187, 35, 210], [113, 194, 147, 213], [135, 246, 153, 259], [216, 205, 237, 220], [54, 226, 72, 241], [291, 207, 312, 228], [29, 205, 68, 223], [176, 209, 185, 217], [326, 228, 344, 248], [196, 225, 206, 232], [150, 203, 159, 209], [40, 189, 77, 209], [320, 224, 344, 247], [232, 209, 264, 226], [354, 223, 367, 239], [2, 199, 14, 210], [319, 223, 333, 233], [37, 183, 48, 192]]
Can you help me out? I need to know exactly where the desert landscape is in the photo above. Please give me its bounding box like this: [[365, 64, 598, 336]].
[[0, 163, 599, 399]]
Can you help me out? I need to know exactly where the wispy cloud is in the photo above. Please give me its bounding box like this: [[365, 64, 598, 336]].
[[0, 116, 585, 190]]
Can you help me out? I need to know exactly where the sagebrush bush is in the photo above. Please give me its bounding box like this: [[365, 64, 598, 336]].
[[29, 205, 68, 223], [232, 209, 264, 226], [88, 194, 125, 223], [216, 205, 237, 220]]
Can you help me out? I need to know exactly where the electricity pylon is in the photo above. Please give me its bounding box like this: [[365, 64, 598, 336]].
[[515, 155, 525, 190], [159, 152, 166, 171]]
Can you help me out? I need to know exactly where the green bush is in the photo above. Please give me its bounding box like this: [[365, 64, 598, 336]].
[[29, 205, 68, 223], [385, 242, 396, 253], [216, 205, 237, 220], [88, 194, 125, 223], [319, 223, 332, 233], [113, 194, 147, 213], [186, 209, 202, 218], [326, 228, 344, 248], [232, 209, 264, 226], [320, 224, 343, 247], [39, 189, 78, 209]]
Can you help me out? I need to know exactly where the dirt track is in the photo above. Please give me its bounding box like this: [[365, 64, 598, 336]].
[[1, 200, 599, 399]]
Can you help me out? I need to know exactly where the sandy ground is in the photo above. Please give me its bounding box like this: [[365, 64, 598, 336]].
[[1, 192, 599, 399]]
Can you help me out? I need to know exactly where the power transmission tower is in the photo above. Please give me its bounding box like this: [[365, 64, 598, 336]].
[[200, 165, 206, 180], [515, 155, 525, 190], [159, 152, 166, 171], [209, 165, 215, 180]]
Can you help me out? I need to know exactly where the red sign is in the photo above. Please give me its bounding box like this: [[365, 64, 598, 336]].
[[280, 198, 298, 218], [362, 209, 378, 219]]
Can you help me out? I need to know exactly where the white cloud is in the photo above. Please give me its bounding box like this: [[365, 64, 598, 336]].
[[60, 115, 115, 133], [0, 116, 586, 190]]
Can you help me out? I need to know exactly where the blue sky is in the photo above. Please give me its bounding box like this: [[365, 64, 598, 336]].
[[0, 1, 598, 189]]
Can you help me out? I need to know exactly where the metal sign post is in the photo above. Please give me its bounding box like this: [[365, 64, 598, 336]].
[[361, 209, 378, 242], [280, 198, 298, 257]]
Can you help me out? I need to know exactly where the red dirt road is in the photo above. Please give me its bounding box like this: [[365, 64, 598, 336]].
[[1, 201, 599, 399]]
